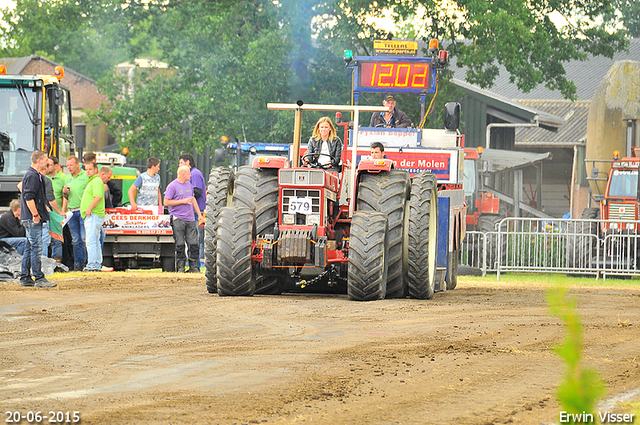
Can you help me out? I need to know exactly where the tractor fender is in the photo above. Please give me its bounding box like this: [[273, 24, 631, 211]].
[[252, 155, 289, 169], [357, 158, 394, 174]]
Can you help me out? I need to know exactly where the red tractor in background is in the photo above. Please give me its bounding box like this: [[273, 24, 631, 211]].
[[463, 147, 506, 267], [464, 147, 500, 228], [565, 151, 640, 271]]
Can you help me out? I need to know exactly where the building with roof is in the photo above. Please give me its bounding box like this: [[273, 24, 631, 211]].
[[450, 38, 640, 217]]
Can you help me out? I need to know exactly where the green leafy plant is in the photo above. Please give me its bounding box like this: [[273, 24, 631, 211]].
[[548, 288, 606, 424]]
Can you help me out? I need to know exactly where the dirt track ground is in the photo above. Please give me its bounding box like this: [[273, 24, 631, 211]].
[[1, 272, 639, 425]]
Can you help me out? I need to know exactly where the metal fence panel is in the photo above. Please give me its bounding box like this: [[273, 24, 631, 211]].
[[461, 217, 640, 279]]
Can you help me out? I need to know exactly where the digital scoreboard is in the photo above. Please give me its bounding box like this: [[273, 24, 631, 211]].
[[359, 61, 430, 90], [353, 57, 437, 94]]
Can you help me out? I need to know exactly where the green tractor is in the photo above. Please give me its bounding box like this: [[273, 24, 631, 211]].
[[95, 151, 139, 205]]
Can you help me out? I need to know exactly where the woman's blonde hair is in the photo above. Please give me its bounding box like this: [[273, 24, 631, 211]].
[[311, 117, 337, 141]]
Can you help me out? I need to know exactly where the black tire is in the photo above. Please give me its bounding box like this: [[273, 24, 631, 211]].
[[477, 214, 507, 270], [356, 170, 410, 298], [446, 249, 459, 290], [232, 166, 282, 294], [348, 211, 389, 301], [161, 256, 175, 272], [103, 255, 114, 268], [204, 167, 234, 293], [407, 172, 438, 299], [565, 207, 598, 271], [232, 166, 279, 235], [216, 206, 256, 296]]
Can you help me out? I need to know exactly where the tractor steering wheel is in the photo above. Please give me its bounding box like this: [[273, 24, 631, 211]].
[[302, 152, 335, 169]]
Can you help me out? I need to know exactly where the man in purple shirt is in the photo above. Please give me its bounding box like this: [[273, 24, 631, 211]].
[[178, 153, 206, 267], [164, 165, 203, 273]]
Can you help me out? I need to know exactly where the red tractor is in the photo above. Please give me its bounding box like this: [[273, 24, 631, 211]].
[[205, 39, 466, 299], [463, 147, 506, 268], [204, 102, 464, 300], [565, 151, 640, 271]]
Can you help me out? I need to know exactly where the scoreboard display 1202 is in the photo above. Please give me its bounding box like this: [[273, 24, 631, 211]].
[[356, 58, 436, 93]]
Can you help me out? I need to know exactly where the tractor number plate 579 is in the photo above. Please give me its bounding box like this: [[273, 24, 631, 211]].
[[288, 196, 313, 215]]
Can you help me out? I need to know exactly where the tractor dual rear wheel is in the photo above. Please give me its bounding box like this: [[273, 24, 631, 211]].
[[348, 211, 389, 301], [232, 166, 284, 295], [204, 167, 234, 293], [357, 170, 410, 298], [216, 206, 256, 296], [407, 172, 438, 299]]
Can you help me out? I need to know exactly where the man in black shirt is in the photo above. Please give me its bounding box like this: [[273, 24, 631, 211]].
[[0, 199, 26, 254], [19, 150, 56, 288]]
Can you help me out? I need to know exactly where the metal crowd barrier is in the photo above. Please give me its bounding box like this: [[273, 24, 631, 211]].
[[460, 217, 640, 279]]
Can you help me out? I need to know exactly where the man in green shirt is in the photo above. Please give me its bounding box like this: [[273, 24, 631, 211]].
[[62, 156, 89, 271], [47, 156, 66, 261], [81, 164, 113, 272]]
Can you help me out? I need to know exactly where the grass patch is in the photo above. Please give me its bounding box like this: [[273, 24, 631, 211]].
[[460, 272, 640, 290]]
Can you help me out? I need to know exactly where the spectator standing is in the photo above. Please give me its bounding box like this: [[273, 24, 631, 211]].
[[41, 157, 64, 260], [80, 164, 113, 272], [0, 199, 27, 254], [48, 156, 66, 261], [178, 153, 206, 266], [99, 167, 113, 248], [62, 156, 89, 271], [164, 165, 202, 273], [105, 178, 122, 208], [128, 157, 162, 211], [20, 150, 56, 288]]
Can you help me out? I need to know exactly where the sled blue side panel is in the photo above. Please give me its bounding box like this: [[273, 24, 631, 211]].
[[437, 196, 450, 271]]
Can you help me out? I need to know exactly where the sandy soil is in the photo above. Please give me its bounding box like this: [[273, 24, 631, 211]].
[[1, 273, 639, 425]]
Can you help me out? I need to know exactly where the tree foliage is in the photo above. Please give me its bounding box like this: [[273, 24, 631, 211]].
[[606, 0, 640, 37], [0, 0, 630, 157]]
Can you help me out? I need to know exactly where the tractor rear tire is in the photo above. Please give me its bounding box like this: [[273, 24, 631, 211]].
[[407, 172, 438, 299], [232, 166, 283, 294], [232, 166, 279, 235], [161, 256, 176, 272], [477, 213, 507, 270], [348, 211, 389, 301], [204, 167, 234, 294], [216, 206, 256, 296], [565, 207, 599, 272], [357, 170, 410, 298]]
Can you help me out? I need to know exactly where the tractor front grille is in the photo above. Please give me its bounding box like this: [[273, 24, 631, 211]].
[[279, 169, 325, 186], [608, 203, 636, 221]]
